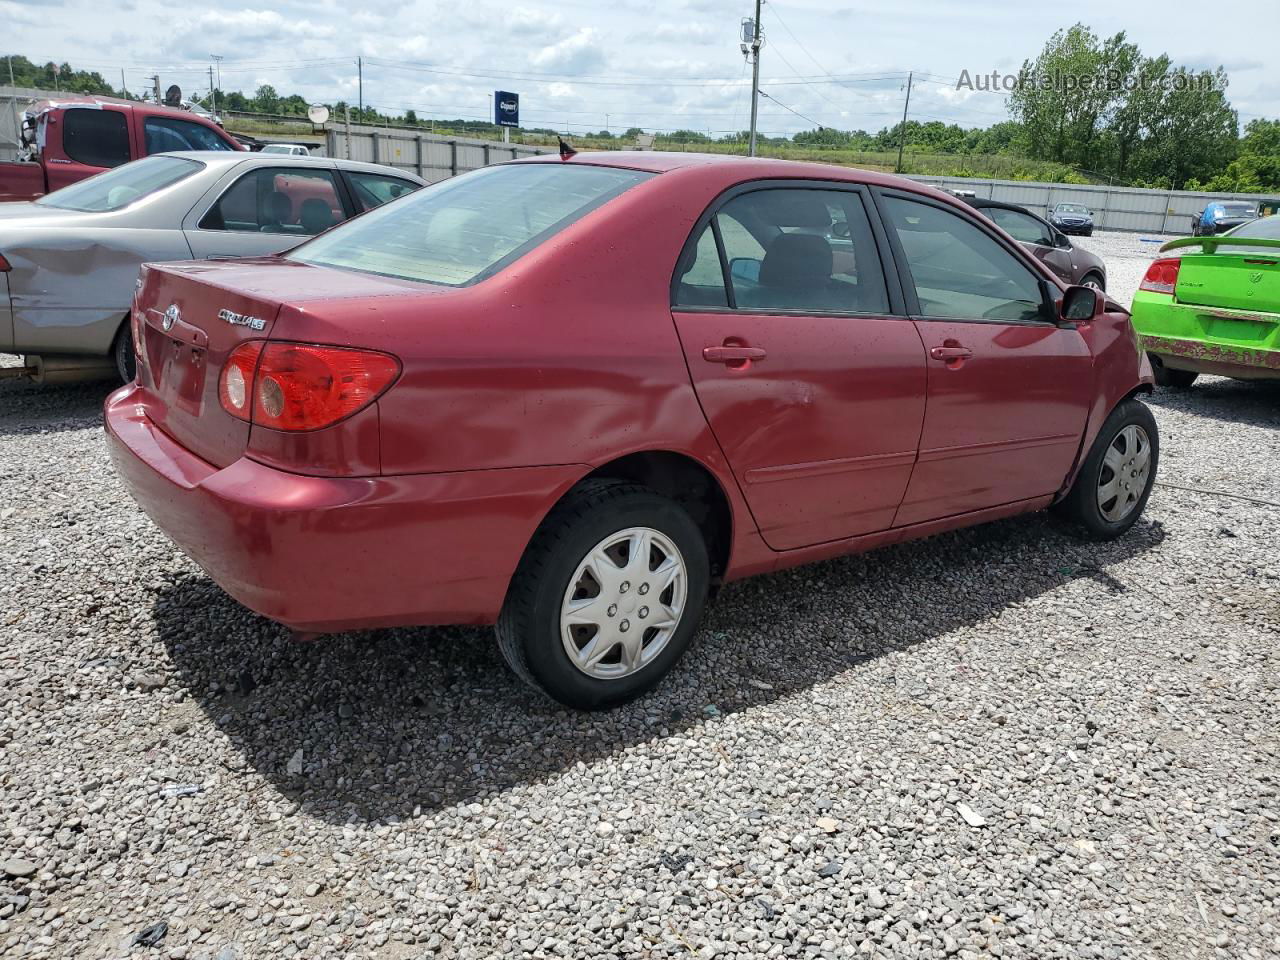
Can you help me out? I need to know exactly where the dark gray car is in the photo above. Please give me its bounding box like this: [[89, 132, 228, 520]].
[[1047, 202, 1094, 237], [1, 152, 424, 383]]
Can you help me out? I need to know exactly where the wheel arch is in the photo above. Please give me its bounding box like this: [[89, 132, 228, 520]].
[[578, 450, 735, 585]]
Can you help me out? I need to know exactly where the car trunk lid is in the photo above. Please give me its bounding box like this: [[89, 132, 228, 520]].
[[1175, 251, 1280, 314], [135, 258, 441, 468]]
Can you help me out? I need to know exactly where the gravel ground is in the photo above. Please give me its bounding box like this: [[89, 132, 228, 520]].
[[1, 233, 1278, 960]]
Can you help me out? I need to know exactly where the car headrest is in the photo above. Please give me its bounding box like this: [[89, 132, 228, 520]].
[[264, 191, 292, 224], [300, 197, 334, 234], [759, 233, 833, 288]]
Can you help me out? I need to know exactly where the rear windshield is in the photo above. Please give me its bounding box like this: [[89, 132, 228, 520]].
[[37, 155, 202, 212], [289, 163, 653, 286], [1225, 214, 1280, 239], [1218, 203, 1255, 217]]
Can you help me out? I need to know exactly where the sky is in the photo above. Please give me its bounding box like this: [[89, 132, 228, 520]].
[[4, 0, 1276, 138]]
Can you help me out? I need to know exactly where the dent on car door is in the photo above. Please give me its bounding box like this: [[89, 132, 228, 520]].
[[670, 184, 927, 551], [184, 165, 349, 259], [878, 193, 1093, 526]]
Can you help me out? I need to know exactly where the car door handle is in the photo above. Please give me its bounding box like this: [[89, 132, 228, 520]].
[[929, 345, 973, 361], [703, 345, 767, 363]]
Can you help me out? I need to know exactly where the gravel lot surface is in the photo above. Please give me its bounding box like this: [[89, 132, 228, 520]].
[[1, 233, 1277, 960]]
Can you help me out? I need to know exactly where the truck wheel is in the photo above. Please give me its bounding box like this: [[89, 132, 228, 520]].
[[496, 479, 710, 710], [1057, 399, 1158, 541], [113, 322, 136, 383]]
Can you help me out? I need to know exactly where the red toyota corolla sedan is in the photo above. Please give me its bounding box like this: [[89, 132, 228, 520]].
[[106, 152, 1157, 709]]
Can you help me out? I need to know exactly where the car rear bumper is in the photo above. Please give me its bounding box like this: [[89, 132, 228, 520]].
[[105, 384, 585, 632], [1131, 291, 1280, 379]]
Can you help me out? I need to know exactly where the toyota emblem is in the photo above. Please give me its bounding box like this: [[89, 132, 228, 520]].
[[162, 304, 180, 332]]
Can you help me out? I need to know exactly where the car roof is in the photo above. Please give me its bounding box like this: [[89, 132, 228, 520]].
[[960, 196, 1038, 216], [156, 151, 427, 184], [514, 149, 932, 190]]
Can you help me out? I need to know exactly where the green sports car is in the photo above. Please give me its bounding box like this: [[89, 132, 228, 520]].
[[1131, 214, 1280, 387]]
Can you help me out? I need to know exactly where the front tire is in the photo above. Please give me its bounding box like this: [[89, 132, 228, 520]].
[[496, 479, 710, 710], [1081, 272, 1105, 291], [1058, 399, 1158, 541]]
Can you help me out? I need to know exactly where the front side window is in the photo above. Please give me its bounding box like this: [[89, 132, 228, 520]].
[[36, 155, 202, 211], [62, 108, 130, 168], [144, 116, 233, 153], [988, 207, 1054, 247], [675, 187, 889, 314], [883, 196, 1046, 323], [290, 163, 652, 286], [346, 171, 421, 211], [200, 167, 345, 236]]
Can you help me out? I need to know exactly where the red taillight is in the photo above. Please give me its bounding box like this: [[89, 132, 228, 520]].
[[219, 341, 399, 431], [0, 253, 11, 272], [219, 341, 264, 421], [1139, 257, 1181, 295]]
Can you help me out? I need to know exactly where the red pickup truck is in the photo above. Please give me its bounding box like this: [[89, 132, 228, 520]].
[[0, 96, 245, 202]]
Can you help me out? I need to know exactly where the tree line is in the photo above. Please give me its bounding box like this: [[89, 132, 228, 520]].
[[5, 28, 1277, 192]]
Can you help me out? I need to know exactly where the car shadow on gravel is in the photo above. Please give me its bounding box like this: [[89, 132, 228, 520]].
[[153, 511, 1164, 824], [1146, 378, 1280, 429], [0, 376, 116, 436]]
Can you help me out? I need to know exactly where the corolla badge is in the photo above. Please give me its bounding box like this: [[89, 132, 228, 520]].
[[218, 308, 265, 331], [162, 304, 180, 331]]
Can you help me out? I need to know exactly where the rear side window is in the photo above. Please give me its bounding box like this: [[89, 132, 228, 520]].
[[883, 196, 1046, 323], [201, 167, 345, 236], [674, 187, 890, 314], [144, 117, 233, 153], [290, 163, 653, 286], [62, 109, 130, 168], [346, 171, 421, 211]]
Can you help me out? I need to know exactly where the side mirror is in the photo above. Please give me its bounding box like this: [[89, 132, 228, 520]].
[[729, 258, 761, 283], [1060, 285, 1100, 323], [1054, 231, 1072, 249]]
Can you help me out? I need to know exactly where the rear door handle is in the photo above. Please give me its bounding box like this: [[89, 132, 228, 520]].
[[703, 345, 767, 363], [929, 346, 973, 361]]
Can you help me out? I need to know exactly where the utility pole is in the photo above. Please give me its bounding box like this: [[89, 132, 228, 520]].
[[120, 69, 127, 98], [207, 66, 214, 113], [747, 0, 763, 157], [357, 56, 363, 121], [210, 55, 222, 119], [147, 75, 160, 104], [895, 70, 913, 174]]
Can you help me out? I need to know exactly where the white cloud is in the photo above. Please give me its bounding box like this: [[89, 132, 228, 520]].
[[528, 27, 606, 74]]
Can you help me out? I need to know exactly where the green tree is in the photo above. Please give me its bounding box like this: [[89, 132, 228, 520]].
[[252, 84, 279, 113]]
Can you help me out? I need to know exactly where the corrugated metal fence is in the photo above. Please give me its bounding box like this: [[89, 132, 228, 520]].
[[326, 123, 551, 182], [905, 175, 1272, 236]]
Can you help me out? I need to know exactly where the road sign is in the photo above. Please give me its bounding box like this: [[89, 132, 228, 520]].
[[494, 91, 519, 128]]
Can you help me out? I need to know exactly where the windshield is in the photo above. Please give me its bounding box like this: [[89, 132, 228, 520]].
[[289, 163, 653, 286], [1225, 215, 1280, 240], [1056, 204, 1089, 214], [1218, 203, 1255, 217], [36, 155, 203, 212]]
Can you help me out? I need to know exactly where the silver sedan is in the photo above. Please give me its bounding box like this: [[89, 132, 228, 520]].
[[0, 151, 425, 383]]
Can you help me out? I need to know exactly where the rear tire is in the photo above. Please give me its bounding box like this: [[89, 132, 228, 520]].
[[1058, 399, 1158, 541], [496, 479, 710, 710], [113, 322, 136, 383]]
